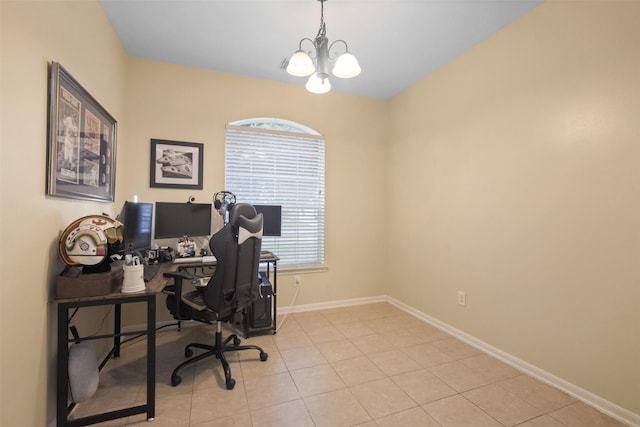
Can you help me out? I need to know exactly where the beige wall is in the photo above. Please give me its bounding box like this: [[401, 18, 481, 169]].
[[1, 1, 129, 425], [388, 0, 640, 417], [2, 0, 639, 426]]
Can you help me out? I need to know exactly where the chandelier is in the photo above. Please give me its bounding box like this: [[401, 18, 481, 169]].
[[285, 0, 361, 94]]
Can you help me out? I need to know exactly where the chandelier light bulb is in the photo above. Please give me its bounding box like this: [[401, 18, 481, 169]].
[[306, 72, 332, 94], [286, 50, 315, 77], [332, 52, 361, 79]]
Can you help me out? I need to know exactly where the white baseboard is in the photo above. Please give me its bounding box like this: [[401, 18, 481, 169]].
[[278, 295, 387, 314], [279, 294, 639, 427]]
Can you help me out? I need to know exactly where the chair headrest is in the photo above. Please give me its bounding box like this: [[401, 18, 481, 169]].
[[230, 204, 263, 244], [230, 203, 257, 226]]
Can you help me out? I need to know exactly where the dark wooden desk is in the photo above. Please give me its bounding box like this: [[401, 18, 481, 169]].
[[55, 262, 174, 427]]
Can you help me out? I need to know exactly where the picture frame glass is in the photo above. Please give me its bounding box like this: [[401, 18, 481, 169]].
[[47, 62, 117, 202], [150, 139, 204, 189]]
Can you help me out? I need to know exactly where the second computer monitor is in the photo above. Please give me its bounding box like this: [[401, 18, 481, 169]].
[[253, 205, 282, 237], [118, 201, 153, 253]]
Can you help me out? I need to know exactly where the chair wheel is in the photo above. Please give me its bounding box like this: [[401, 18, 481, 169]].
[[226, 378, 236, 390], [233, 337, 241, 346], [185, 348, 193, 358], [260, 352, 268, 361], [171, 374, 182, 387]]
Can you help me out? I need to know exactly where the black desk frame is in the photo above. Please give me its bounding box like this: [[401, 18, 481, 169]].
[[56, 293, 156, 427], [55, 252, 277, 426], [245, 255, 278, 337]]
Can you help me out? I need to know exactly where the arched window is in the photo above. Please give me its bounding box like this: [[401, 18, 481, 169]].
[[225, 118, 325, 268]]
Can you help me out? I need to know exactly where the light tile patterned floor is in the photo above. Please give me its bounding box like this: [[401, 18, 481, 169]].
[[71, 302, 628, 426]]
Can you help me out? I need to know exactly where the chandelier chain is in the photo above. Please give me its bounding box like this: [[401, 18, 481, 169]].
[[316, 0, 326, 38]]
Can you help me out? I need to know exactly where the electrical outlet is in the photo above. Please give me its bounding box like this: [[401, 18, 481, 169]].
[[457, 291, 466, 307], [294, 275, 301, 287]]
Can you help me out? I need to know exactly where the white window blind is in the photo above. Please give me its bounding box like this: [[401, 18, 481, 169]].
[[225, 120, 325, 268]]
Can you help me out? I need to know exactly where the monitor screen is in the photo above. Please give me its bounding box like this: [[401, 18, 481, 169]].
[[154, 202, 212, 239], [253, 205, 282, 237], [118, 201, 153, 253]]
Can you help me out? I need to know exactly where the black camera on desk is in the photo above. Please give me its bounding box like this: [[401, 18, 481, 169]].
[[148, 246, 173, 263]]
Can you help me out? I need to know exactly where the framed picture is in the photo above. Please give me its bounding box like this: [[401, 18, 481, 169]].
[[47, 62, 117, 202], [150, 139, 204, 189]]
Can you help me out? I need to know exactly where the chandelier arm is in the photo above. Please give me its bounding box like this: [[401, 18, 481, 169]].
[[298, 37, 318, 59], [328, 39, 349, 60]]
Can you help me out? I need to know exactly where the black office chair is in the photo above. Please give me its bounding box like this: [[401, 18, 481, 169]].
[[164, 203, 268, 389]]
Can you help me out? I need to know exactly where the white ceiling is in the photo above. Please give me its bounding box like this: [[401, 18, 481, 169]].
[[99, 0, 542, 100]]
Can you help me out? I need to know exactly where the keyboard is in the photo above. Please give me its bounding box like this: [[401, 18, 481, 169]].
[[143, 263, 160, 282]]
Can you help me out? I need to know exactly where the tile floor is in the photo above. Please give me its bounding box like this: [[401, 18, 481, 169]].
[[71, 302, 628, 426]]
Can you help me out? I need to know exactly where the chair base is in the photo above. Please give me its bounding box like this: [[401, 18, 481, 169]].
[[170, 321, 268, 390]]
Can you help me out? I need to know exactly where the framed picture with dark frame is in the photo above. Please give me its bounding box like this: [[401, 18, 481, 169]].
[[150, 139, 204, 189], [47, 62, 117, 202]]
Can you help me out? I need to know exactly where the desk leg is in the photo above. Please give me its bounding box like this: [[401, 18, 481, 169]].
[[146, 295, 156, 421], [273, 260, 277, 334], [114, 303, 121, 358], [57, 303, 69, 427]]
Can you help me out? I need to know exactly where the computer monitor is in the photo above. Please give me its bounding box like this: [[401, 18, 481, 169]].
[[253, 205, 282, 237], [117, 201, 153, 253], [154, 202, 212, 239]]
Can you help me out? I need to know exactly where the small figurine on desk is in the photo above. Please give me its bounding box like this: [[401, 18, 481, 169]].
[[176, 236, 196, 257]]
